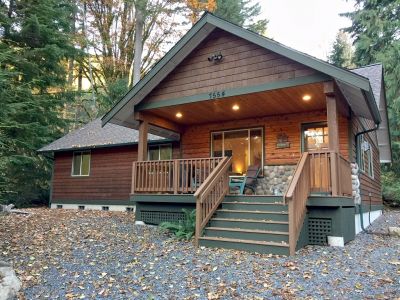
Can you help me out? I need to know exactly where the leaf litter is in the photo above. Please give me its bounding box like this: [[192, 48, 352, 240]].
[[0, 208, 399, 299]]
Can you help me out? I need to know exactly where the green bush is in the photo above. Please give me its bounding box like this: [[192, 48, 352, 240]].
[[382, 171, 400, 207], [159, 209, 196, 240]]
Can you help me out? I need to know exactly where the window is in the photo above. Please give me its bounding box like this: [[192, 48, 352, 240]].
[[72, 151, 91, 176], [148, 144, 172, 160], [102, 206, 109, 211], [56, 205, 63, 209], [360, 136, 374, 177], [303, 123, 329, 151], [211, 128, 263, 175], [78, 205, 85, 210], [126, 207, 134, 212]]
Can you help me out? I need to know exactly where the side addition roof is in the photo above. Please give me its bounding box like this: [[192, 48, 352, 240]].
[[351, 64, 392, 163], [101, 12, 381, 129], [38, 118, 165, 153]]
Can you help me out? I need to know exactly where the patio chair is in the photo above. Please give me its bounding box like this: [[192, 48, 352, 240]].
[[229, 165, 261, 195]]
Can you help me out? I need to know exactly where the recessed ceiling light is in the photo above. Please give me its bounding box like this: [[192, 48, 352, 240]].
[[176, 112, 182, 118], [302, 94, 312, 101], [232, 104, 240, 111]]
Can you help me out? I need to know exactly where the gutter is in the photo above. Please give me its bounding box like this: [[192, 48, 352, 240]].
[[355, 122, 380, 232]]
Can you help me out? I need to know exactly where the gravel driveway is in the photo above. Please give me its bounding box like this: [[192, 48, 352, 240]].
[[1, 208, 399, 299]]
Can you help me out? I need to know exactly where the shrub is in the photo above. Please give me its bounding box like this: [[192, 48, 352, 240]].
[[159, 209, 196, 240], [382, 171, 400, 207]]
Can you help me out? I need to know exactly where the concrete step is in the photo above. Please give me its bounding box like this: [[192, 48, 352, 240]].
[[221, 202, 287, 212], [198, 236, 290, 255], [204, 227, 289, 243], [209, 218, 289, 232], [225, 195, 284, 204], [215, 209, 288, 221]]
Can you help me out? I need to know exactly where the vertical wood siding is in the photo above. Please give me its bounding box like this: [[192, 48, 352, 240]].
[[143, 29, 318, 104], [350, 117, 382, 205], [52, 143, 180, 202]]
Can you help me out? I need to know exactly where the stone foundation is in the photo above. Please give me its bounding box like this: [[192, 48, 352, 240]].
[[252, 165, 296, 195]]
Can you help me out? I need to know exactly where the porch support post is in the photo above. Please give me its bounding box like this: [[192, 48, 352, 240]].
[[325, 82, 340, 196], [138, 120, 149, 161]]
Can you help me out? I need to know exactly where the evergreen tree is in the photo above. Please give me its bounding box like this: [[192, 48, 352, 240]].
[[343, 0, 400, 202], [0, 0, 76, 206], [214, 0, 267, 34], [328, 30, 355, 69]]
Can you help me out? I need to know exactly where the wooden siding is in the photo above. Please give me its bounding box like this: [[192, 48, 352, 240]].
[[52, 143, 180, 202], [144, 29, 318, 104], [181, 110, 350, 165], [350, 117, 382, 205]]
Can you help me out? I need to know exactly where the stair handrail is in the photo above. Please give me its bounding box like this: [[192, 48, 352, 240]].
[[194, 156, 232, 246], [284, 152, 311, 255]]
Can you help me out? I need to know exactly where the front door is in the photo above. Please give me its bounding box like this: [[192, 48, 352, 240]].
[[211, 128, 263, 175]]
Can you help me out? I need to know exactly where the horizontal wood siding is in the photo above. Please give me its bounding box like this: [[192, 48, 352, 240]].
[[144, 29, 318, 104], [350, 117, 382, 205], [52, 143, 180, 202], [181, 110, 350, 165]]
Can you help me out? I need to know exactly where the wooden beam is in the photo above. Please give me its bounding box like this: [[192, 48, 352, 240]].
[[134, 111, 182, 133], [325, 83, 340, 196], [137, 120, 149, 161]]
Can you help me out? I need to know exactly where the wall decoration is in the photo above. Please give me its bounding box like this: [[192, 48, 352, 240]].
[[276, 132, 290, 149]]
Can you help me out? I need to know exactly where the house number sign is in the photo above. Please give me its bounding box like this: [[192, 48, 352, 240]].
[[208, 90, 226, 99], [276, 132, 290, 149]]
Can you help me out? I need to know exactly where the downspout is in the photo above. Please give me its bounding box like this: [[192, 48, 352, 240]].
[[354, 123, 379, 231]]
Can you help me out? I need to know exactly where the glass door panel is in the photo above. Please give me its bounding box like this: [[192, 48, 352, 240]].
[[250, 129, 262, 167], [224, 130, 248, 175]]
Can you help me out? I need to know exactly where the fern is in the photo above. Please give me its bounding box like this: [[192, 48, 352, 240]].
[[159, 209, 196, 240]]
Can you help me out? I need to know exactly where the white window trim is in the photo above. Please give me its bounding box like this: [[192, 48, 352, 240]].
[[360, 136, 374, 179], [210, 127, 264, 172], [147, 143, 173, 161], [71, 150, 91, 177]]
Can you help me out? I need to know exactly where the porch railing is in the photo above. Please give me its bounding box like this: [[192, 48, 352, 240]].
[[131, 157, 223, 194], [194, 156, 232, 246], [309, 151, 352, 196], [285, 150, 352, 254], [285, 152, 311, 255]]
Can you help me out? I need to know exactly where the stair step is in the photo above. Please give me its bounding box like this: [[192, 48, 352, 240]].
[[199, 236, 289, 255], [209, 218, 289, 231], [225, 195, 284, 203], [204, 227, 289, 243], [222, 202, 287, 212], [215, 209, 288, 221]]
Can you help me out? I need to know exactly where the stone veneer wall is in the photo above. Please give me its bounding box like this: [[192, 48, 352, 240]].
[[253, 165, 296, 195]]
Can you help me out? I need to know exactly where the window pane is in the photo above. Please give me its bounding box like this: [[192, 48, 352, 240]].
[[81, 152, 90, 175], [224, 130, 248, 175], [148, 146, 159, 161], [250, 129, 262, 167], [159, 144, 172, 160], [72, 153, 81, 175], [304, 126, 328, 151], [211, 133, 223, 157]]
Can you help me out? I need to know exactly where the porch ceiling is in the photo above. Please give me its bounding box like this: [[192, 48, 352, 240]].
[[148, 83, 326, 125]]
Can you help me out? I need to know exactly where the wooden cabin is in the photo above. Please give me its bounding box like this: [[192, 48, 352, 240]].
[[43, 13, 391, 255], [38, 118, 179, 211]]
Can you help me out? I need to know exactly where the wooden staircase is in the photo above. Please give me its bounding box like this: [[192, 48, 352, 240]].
[[198, 195, 290, 255]]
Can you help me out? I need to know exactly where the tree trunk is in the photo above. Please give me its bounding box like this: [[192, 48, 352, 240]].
[[132, 0, 147, 86]]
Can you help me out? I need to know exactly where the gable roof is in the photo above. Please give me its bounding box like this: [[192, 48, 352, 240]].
[[102, 12, 381, 128], [351, 64, 392, 163], [38, 118, 165, 153]]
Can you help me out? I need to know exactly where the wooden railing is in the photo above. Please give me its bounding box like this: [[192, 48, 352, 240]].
[[309, 151, 352, 196], [131, 157, 223, 194], [194, 156, 232, 246], [338, 154, 352, 196], [285, 152, 311, 255]]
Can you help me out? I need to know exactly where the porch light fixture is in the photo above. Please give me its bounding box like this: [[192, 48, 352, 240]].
[[232, 104, 240, 111], [175, 112, 183, 118], [302, 94, 312, 101]]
